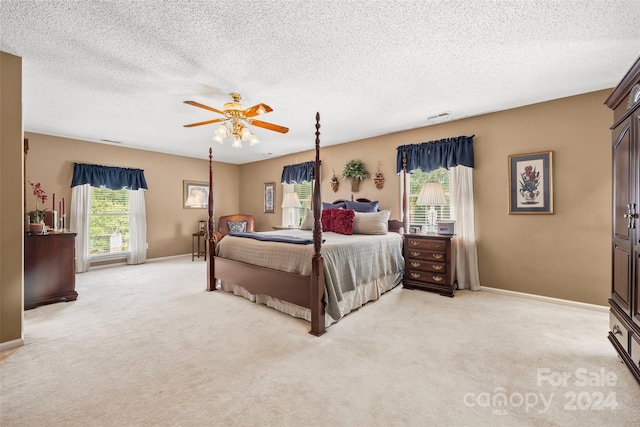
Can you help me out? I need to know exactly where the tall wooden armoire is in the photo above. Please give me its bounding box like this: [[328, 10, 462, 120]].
[[605, 56, 640, 384]]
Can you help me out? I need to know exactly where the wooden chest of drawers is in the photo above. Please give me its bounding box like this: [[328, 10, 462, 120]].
[[403, 233, 457, 297], [24, 232, 77, 309]]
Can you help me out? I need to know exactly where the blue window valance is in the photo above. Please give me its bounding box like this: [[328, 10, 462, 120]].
[[281, 161, 315, 184], [396, 135, 475, 173], [71, 163, 148, 190]]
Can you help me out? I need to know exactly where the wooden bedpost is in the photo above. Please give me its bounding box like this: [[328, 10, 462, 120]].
[[310, 112, 326, 336], [206, 147, 217, 292], [402, 151, 409, 233]]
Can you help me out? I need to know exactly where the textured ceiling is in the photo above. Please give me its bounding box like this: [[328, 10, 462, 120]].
[[2, 1, 640, 164]]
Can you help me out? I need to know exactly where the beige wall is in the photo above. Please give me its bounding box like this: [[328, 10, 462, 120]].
[[24, 133, 240, 259], [1, 52, 24, 346], [240, 90, 613, 306]]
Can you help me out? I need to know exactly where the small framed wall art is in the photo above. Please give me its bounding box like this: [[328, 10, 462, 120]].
[[264, 182, 275, 213], [508, 151, 553, 214], [183, 180, 209, 209]]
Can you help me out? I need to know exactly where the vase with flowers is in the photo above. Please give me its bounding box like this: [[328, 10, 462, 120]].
[[28, 180, 48, 233], [519, 165, 540, 204]]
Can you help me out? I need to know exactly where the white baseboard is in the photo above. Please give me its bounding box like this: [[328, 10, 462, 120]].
[[0, 338, 24, 352], [480, 286, 609, 313]]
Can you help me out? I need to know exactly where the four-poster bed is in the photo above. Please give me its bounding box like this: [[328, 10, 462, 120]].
[[205, 113, 407, 336]]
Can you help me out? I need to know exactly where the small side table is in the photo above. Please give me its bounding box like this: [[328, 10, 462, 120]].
[[192, 232, 206, 261]]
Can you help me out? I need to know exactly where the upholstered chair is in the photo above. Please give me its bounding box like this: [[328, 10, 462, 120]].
[[215, 214, 255, 241]]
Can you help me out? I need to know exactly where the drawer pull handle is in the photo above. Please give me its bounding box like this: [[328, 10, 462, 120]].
[[410, 272, 421, 279], [410, 251, 420, 257], [432, 264, 443, 271], [410, 240, 419, 246], [433, 276, 443, 282], [432, 254, 444, 260], [433, 243, 443, 248], [410, 262, 421, 268], [613, 324, 622, 335]]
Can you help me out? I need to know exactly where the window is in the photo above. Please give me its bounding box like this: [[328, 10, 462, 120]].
[[281, 181, 312, 227], [90, 187, 129, 257], [405, 168, 451, 230]]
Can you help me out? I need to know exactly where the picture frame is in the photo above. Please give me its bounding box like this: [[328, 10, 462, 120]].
[[409, 225, 422, 234], [264, 182, 275, 213], [508, 151, 553, 214], [183, 180, 209, 209]]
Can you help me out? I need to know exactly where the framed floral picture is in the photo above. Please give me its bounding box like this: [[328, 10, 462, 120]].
[[508, 151, 553, 214], [264, 182, 275, 213]]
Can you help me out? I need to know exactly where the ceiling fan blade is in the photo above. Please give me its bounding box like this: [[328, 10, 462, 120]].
[[184, 100, 225, 115], [251, 119, 289, 134], [243, 103, 273, 117], [183, 118, 226, 128]]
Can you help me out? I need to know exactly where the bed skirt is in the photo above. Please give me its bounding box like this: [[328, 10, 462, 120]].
[[218, 271, 403, 328]]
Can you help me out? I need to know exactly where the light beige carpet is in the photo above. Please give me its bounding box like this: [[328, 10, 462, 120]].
[[1, 255, 639, 426]]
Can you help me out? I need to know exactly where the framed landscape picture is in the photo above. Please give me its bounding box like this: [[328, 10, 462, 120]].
[[264, 182, 275, 213], [183, 180, 209, 209], [508, 151, 553, 214]]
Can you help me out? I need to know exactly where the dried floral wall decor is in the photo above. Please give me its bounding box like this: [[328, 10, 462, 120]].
[[374, 161, 385, 190], [342, 159, 370, 192], [330, 169, 340, 192]]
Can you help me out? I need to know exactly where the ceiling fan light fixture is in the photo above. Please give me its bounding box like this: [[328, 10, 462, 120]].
[[240, 126, 252, 141], [215, 124, 228, 138], [231, 135, 243, 148], [184, 93, 288, 148]]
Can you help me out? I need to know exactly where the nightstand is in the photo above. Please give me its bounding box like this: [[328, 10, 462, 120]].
[[403, 233, 457, 297]]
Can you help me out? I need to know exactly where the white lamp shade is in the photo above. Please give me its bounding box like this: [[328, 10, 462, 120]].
[[416, 182, 447, 205], [281, 192, 302, 208]]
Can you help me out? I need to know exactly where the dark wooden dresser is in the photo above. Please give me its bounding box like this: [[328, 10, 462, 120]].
[[605, 56, 640, 384], [24, 232, 77, 309], [403, 233, 457, 297]]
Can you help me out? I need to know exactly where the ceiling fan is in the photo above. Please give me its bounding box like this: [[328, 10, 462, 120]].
[[183, 93, 289, 148]]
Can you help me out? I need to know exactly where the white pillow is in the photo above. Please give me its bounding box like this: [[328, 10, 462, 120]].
[[300, 209, 314, 230], [352, 209, 390, 235]]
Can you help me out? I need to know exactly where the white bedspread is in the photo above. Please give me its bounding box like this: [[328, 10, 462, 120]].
[[215, 229, 405, 320]]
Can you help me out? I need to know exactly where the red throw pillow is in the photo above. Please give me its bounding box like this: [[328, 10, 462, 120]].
[[321, 209, 334, 232], [331, 209, 355, 235]]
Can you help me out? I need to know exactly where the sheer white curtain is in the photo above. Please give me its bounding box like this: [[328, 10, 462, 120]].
[[127, 189, 147, 265], [450, 166, 480, 290], [70, 184, 92, 273]]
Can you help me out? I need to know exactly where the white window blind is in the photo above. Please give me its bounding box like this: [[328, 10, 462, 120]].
[[90, 187, 130, 257], [405, 168, 451, 230], [282, 181, 312, 227]]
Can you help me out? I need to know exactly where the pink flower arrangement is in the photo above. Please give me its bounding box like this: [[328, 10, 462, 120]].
[[28, 180, 48, 223]]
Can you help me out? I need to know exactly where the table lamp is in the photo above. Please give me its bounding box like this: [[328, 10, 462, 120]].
[[416, 182, 447, 233], [281, 192, 302, 227]]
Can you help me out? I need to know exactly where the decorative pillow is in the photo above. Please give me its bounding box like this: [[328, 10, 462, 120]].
[[321, 209, 335, 232], [330, 209, 355, 235], [345, 200, 379, 213], [352, 209, 391, 235], [322, 201, 346, 210], [227, 220, 247, 233], [300, 209, 314, 230]]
